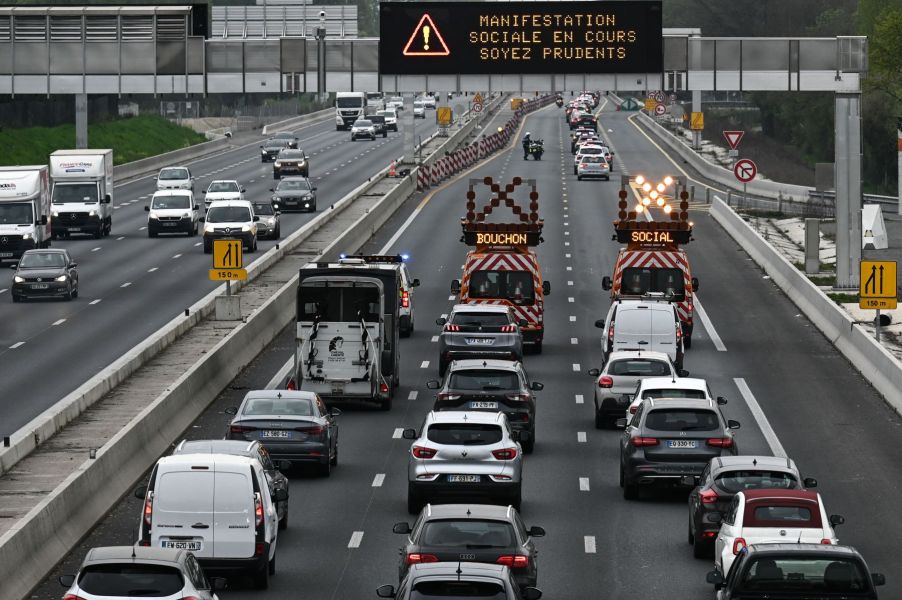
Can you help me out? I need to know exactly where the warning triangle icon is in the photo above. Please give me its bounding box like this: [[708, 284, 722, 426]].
[[402, 13, 450, 56]]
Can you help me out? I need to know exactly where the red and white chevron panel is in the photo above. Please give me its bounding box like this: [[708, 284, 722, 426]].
[[611, 249, 694, 325]]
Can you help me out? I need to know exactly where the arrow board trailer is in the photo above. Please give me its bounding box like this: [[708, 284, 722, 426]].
[[293, 260, 402, 410], [0, 166, 52, 260]]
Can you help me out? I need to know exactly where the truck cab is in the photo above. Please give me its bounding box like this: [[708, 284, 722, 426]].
[[335, 92, 367, 130], [49, 149, 114, 239], [0, 166, 51, 260]]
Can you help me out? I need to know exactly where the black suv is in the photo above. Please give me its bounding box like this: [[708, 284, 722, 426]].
[[427, 359, 542, 453], [368, 114, 389, 138]]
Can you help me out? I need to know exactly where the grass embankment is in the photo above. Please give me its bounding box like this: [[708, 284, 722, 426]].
[[0, 115, 207, 166]]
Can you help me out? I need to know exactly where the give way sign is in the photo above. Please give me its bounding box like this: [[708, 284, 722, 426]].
[[734, 158, 757, 183], [723, 130, 744, 150]]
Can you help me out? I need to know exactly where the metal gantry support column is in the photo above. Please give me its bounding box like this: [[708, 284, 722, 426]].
[[897, 117, 902, 216], [834, 92, 863, 287], [75, 93, 88, 149], [315, 23, 327, 103]]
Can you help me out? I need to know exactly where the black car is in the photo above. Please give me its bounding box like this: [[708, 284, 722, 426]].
[[11, 249, 78, 302], [687, 455, 817, 558], [271, 131, 299, 149], [618, 398, 740, 500], [393, 504, 544, 589], [260, 138, 291, 162], [270, 176, 317, 212], [172, 439, 291, 530], [427, 359, 542, 453], [706, 544, 885, 599], [368, 114, 389, 138], [377, 563, 541, 600]]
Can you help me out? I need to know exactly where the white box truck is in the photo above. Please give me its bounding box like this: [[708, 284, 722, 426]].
[[0, 166, 52, 261], [49, 149, 114, 239], [335, 92, 367, 130]]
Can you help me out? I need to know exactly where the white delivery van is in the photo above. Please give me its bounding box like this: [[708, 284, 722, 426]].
[[0, 166, 51, 260], [49, 149, 114, 238], [135, 454, 284, 589], [597, 297, 684, 369]]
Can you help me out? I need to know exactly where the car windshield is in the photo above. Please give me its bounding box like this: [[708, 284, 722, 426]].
[[715, 470, 799, 493], [642, 388, 707, 400], [620, 267, 686, 301], [158, 168, 188, 180], [427, 423, 503, 446], [19, 252, 66, 268], [336, 97, 363, 108], [645, 409, 720, 431], [449, 312, 511, 330], [205, 206, 251, 223], [277, 179, 312, 191], [208, 181, 239, 193], [448, 370, 520, 391], [152, 195, 191, 209], [242, 396, 314, 416], [468, 270, 535, 304], [77, 564, 185, 597], [355, 120, 373, 127], [0, 203, 34, 225], [738, 557, 869, 594], [411, 581, 506, 598], [378, 111, 394, 118], [279, 150, 305, 159], [414, 102, 425, 108], [265, 140, 289, 149], [420, 520, 516, 548], [52, 183, 97, 203], [579, 147, 604, 155], [252, 202, 274, 215], [608, 359, 670, 377]]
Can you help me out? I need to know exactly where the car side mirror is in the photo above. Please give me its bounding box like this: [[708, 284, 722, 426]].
[[436, 317, 447, 326], [594, 319, 605, 329], [39, 215, 48, 225], [528, 526, 545, 538], [426, 380, 440, 390], [133, 485, 148, 499], [803, 477, 818, 488], [210, 577, 228, 591], [716, 396, 728, 405], [523, 588, 542, 600], [241, 187, 246, 193], [680, 475, 699, 487], [274, 488, 289, 502], [829, 514, 845, 527], [727, 420, 741, 430], [601, 276, 612, 291], [313, 186, 318, 191], [278, 460, 292, 471], [9, 263, 17, 269], [706, 570, 725, 588], [542, 281, 551, 295], [202, 190, 207, 194], [69, 262, 77, 268], [224, 407, 238, 415], [392, 522, 412, 534], [678, 369, 690, 377], [144, 206, 150, 211], [253, 216, 260, 222], [402, 428, 417, 440], [530, 381, 544, 391], [872, 573, 886, 587], [615, 418, 627, 428], [330, 407, 342, 417], [58, 575, 76, 587], [376, 585, 396, 598], [412, 278, 421, 287], [194, 205, 200, 211], [450, 279, 461, 294], [269, 188, 275, 192], [103, 194, 111, 204], [588, 368, 600, 377], [692, 277, 699, 291]]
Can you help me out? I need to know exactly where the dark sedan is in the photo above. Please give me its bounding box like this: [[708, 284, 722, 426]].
[[436, 304, 524, 376], [393, 504, 544, 589], [427, 359, 541, 453], [260, 138, 291, 162], [11, 249, 78, 302], [226, 390, 340, 476], [273, 149, 309, 179], [270, 176, 317, 212], [271, 131, 299, 149]]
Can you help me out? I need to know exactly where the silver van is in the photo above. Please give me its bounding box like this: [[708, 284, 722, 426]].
[[597, 298, 684, 369]]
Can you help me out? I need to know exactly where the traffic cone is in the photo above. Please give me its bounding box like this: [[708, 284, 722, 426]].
[[388, 160, 397, 178]]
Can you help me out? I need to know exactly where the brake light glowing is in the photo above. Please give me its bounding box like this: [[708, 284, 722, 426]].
[[580, 163, 588, 168], [703, 531, 717, 539], [436, 393, 461, 402], [143, 491, 153, 528], [255, 542, 265, 556], [492, 447, 518, 460], [598, 376, 614, 388], [733, 538, 747, 555], [629, 436, 659, 447], [380, 383, 390, 394], [505, 393, 530, 402], [401, 290, 410, 309], [445, 324, 461, 332], [676, 324, 683, 340], [254, 492, 264, 529], [629, 405, 639, 414], [286, 378, 296, 391], [412, 446, 437, 459], [608, 324, 615, 341], [406, 553, 439, 565], [496, 555, 529, 568], [820, 539, 833, 545], [63, 595, 87, 600], [706, 437, 734, 448], [699, 489, 719, 504]]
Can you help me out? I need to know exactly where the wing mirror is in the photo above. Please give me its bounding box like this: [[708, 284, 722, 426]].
[[680, 475, 699, 486], [330, 407, 342, 417], [716, 396, 728, 405], [9, 263, 18, 269], [588, 368, 600, 377], [210, 577, 228, 591], [253, 216, 260, 222], [678, 369, 690, 377], [872, 573, 886, 587], [436, 317, 447, 326], [542, 281, 551, 295], [133, 485, 148, 499], [103, 194, 111, 204], [278, 460, 292, 471], [523, 588, 542, 600], [376, 584, 396, 598], [144, 205, 150, 211], [269, 188, 275, 192], [274, 488, 289, 502], [829, 514, 845, 527], [727, 420, 741, 429], [202, 190, 207, 194], [240, 187, 247, 193], [426, 380, 440, 390], [601, 276, 612, 291], [530, 381, 544, 391], [312, 186, 318, 191], [194, 205, 200, 211], [803, 477, 818, 488], [412, 278, 421, 287], [594, 319, 605, 329], [450, 279, 461, 294], [39, 215, 48, 225], [706, 570, 725, 589], [528, 526, 545, 537], [392, 522, 411, 534], [402, 428, 417, 440], [692, 277, 699, 291], [224, 406, 238, 415], [69, 262, 77, 268]]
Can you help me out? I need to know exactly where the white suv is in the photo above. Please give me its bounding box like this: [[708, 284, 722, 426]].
[[202, 199, 258, 253], [625, 376, 723, 417]]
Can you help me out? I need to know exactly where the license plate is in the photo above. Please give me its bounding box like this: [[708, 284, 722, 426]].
[[68, 227, 81, 232], [0, 252, 12, 257], [162, 222, 177, 227], [466, 338, 494, 345], [447, 475, 480, 483], [31, 283, 49, 289], [162, 540, 202, 551], [668, 440, 697, 449], [262, 430, 290, 438], [470, 401, 498, 409], [331, 385, 344, 395]]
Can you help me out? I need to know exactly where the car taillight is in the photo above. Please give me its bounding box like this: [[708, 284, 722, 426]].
[[436, 392, 461, 402], [444, 324, 461, 332], [401, 290, 410, 308], [286, 378, 296, 390], [676, 324, 682, 340], [496, 555, 529, 568], [412, 446, 437, 459], [230, 424, 257, 434], [629, 436, 659, 447], [598, 376, 614, 388], [580, 163, 588, 168], [255, 542, 265, 556], [63, 595, 87, 600], [821, 539, 833, 545], [733, 538, 747, 555], [700, 489, 718, 504], [706, 437, 734, 448], [501, 324, 517, 332], [380, 383, 389, 394], [492, 447, 518, 460], [608, 324, 615, 341], [182, 596, 200, 600], [406, 553, 439, 565], [629, 405, 639, 414], [505, 393, 530, 402], [254, 492, 264, 529], [296, 425, 324, 434], [143, 491, 153, 528]]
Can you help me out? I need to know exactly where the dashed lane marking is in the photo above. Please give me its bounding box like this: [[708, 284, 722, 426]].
[[0, 288, 6, 294], [448, 295, 456, 301], [431, 336, 439, 343], [571, 337, 578, 344], [577, 431, 587, 443], [9, 342, 25, 349], [734, 377, 787, 458], [695, 296, 727, 352], [420, 361, 429, 369], [569, 316, 576, 322], [194, 242, 202, 247], [408, 390, 418, 400], [372, 474, 385, 487], [567, 281, 574, 286], [148, 267, 158, 272], [116, 236, 125, 241], [392, 428, 404, 439], [584, 536, 597, 553], [348, 531, 364, 549], [575, 394, 584, 404], [52, 319, 66, 326], [572, 363, 580, 372], [91, 247, 101, 252], [121, 282, 132, 288], [568, 297, 575, 303], [566, 266, 572, 271], [90, 299, 101, 305], [579, 477, 590, 491]]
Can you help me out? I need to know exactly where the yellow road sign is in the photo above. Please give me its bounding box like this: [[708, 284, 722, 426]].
[[209, 268, 248, 281], [436, 106, 452, 126], [690, 111, 705, 130], [859, 260, 897, 309], [644, 98, 657, 111], [213, 239, 243, 270], [473, 93, 483, 104]]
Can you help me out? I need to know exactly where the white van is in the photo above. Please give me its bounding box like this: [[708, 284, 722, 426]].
[[596, 297, 684, 369], [134, 454, 284, 589]]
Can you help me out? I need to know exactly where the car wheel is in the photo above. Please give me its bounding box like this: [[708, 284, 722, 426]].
[[318, 456, 332, 477], [65, 284, 74, 301], [203, 243, 212, 254], [330, 440, 338, 466], [573, 167, 578, 175], [72, 284, 78, 299], [379, 392, 393, 411], [688, 518, 695, 545], [279, 509, 288, 531], [253, 564, 269, 590], [521, 434, 535, 454], [93, 227, 102, 239], [11, 294, 20, 303], [274, 225, 281, 240], [407, 484, 423, 515]]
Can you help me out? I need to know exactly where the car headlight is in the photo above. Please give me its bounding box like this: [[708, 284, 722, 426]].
[[182, 212, 191, 219], [274, 161, 282, 167], [148, 211, 159, 220], [14, 276, 24, 283], [262, 149, 267, 154], [241, 225, 251, 232], [298, 160, 306, 166], [22, 233, 32, 241], [52, 211, 59, 218], [55, 275, 68, 282], [88, 210, 96, 217]]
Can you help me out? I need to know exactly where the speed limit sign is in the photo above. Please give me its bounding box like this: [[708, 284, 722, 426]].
[[654, 103, 666, 116]]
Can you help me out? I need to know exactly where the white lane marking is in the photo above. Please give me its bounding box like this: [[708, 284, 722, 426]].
[[0, 288, 7, 294], [148, 267, 158, 273], [448, 295, 456, 301], [577, 431, 587, 443], [91, 247, 101, 252], [420, 361, 430, 369], [572, 363, 580, 372], [121, 282, 132, 288], [566, 266, 573, 271], [408, 390, 418, 400], [392, 428, 404, 439], [139, 226, 146, 230], [584, 536, 597, 553], [113, 206, 120, 210], [90, 299, 102, 305], [431, 335, 439, 343], [567, 281, 574, 286], [568, 297, 575, 302], [372, 474, 386, 487], [565, 231, 570, 236], [564, 242, 570, 246], [575, 394, 584, 404], [579, 477, 590, 491], [734, 378, 787, 458], [565, 253, 571, 258], [266, 356, 294, 389], [694, 297, 727, 351], [569, 316, 576, 322], [564, 222, 569, 226], [571, 337, 578, 345], [172, 253, 182, 259], [116, 236, 125, 241], [194, 242, 202, 247], [9, 341, 25, 349], [348, 531, 364, 548], [52, 319, 66, 326]]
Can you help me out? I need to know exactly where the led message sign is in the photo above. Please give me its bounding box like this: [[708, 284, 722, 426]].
[[379, 1, 662, 76]]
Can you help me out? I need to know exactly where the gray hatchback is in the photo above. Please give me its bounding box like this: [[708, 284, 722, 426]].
[[377, 562, 541, 600], [436, 304, 524, 376]]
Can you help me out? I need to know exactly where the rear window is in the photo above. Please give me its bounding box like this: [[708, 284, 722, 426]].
[[78, 564, 184, 597], [715, 470, 799, 494], [642, 388, 707, 400], [745, 500, 822, 527], [427, 423, 503, 446], [753, 506, 812, 522], [645, 409, 720, 432], [448, 370, 519, 391], [412, 582, 506, 598], [156, 472, 212, 512], [738, 557, 868, 593], [420, 519, 516, 548], [615, 309, 651, 335], [242, 396, 314, 416], [449, 312, 512, 329], [620, 267, 686, 301], [608, 359, 670, 377]]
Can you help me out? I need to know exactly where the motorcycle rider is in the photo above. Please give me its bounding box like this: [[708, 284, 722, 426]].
[[522, 132, 531, 160]]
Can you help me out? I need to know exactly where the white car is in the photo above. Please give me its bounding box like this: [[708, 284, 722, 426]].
[[145, 190, 199, 237], [597, 296, 685, 369], [203, 179, 245, 210], [378, 109, 398, 132], [350, 119, 376, 141], [574, 145, 607, 174], [202, 199, 258, 253], [419, 94, 437, 109], [386, 96, 404, 111], [715, 489, 843, 577], [413, 101, 426, 119], [156, 166, 194, 191], [625, 376, 723, 417]]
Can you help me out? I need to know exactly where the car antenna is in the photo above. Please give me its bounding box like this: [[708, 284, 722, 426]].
[[456, 562, 463, 579], [466, 508, 471, 517], [131, 545, 136, 559], [753, 458, 757, 466], [277, 392, 282, 399]]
